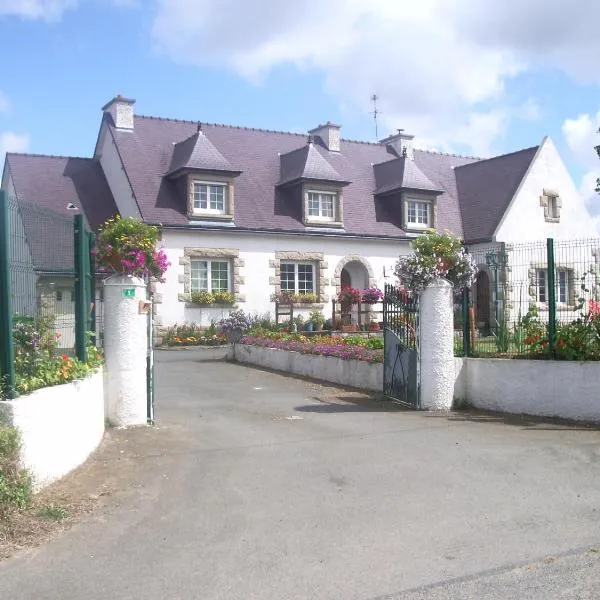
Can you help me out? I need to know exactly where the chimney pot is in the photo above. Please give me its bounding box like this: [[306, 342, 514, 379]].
[[380, 129, 415, 159], [308, 121, 341, 152]]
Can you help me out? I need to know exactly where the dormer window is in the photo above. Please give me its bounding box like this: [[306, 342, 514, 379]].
[[192, 181, 227, 214], [405, 198, 432, 229], [307, 191, 335, 220]]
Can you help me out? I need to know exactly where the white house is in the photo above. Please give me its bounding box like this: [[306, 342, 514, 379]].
[[3, 95, 596, 340]]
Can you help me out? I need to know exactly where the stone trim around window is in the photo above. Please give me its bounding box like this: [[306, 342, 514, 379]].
[[187, 174, 236, 221], [527, 262, 576, 307], [178, 247, 245, 303], [402, 194, 437, 232], [539, 188, 561, 223], [269, 251, 328, 303], [302, 183, 344, 228], [333, 256, 376, 297]]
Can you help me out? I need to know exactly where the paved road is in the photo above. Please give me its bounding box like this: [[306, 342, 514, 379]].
[[1, 349, 600, 599]]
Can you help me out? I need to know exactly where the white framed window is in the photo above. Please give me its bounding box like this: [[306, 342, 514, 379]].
[[307, 191, 336, 221], [192, 182, 227, 214], [536, 268, 570, 304], [190, 259, 231, 292], [405, 199, 431, 228], [280, 262, 315, 294]]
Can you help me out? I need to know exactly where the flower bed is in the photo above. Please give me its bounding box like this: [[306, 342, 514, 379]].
[[240, 334, 383, 363]]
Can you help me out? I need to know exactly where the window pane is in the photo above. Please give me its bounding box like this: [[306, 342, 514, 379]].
[[210, 185, 225, 211], [558, 270, 567, 303], [211, 261, 229, 292], [407, 201, 417, 223], [538, 270, 546, 303], [193, 184, 208, 209], [308, 193, 320, 216], [321, 194, 334, 218], [280, 263, 295, 292], [191, 260, 208, 291], [297, 264, 314, 294]]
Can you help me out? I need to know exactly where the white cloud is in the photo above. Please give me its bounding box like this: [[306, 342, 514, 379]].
[[0, 0, 78, 21], [0, 131, 30, 158], [562, 111, 600, 230]]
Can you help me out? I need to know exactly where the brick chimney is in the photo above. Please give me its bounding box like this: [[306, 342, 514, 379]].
[[380, 129, 414, 159], [102, 95, 136, 130], [308, 121, 341, 152]]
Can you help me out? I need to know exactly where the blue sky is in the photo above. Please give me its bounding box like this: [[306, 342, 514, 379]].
[[1, 0, 599, 211]]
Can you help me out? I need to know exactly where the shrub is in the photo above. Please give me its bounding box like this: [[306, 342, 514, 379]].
[[394, 231, 477, 292], [219, 310, 253, 335], [95, 216, 170, 282], [0, 426, 32, 520]]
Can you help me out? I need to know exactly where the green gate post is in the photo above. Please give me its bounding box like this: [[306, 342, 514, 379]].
[[547, 238, 556, 357], [0, 191, 15, 397], [74, 214, 88, 362], [88, 232, 96, 346], [462, 286, 471, 357]]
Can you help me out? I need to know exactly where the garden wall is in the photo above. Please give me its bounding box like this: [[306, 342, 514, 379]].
[[454, 358, 600, 421], [0, 370, 105, 490], [230, 344, 383, 391]]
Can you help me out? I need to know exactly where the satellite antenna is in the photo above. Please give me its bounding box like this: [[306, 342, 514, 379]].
[[371, 94, 380, 141]]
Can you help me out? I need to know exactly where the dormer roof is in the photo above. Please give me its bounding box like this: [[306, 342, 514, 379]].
[[278, 142, 349, 186], [373, 156, 442, 196], [167, 130, 240, 177]]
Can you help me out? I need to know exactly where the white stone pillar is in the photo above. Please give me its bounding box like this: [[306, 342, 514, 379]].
[[104, 275, 148, 426], [419, 278, 455, 410]]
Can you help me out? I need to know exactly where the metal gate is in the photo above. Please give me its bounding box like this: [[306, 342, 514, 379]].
[[383, 284, 420, 408]]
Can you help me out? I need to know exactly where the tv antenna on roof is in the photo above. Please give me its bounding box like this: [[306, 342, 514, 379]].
[[371, 94, 380, 141]]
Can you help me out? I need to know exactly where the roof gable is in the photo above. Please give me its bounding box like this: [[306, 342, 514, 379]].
[[455, 146, 539, 242]]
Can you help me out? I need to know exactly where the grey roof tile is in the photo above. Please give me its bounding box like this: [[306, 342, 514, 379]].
[[278, 142, 347, 185], [373, 156, 443, 195], [167, 130, 238, 176], [454, 146, 538, 241]]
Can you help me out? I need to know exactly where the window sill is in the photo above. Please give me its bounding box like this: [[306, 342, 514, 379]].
[[276, 302, 324, 309], [304, 219, 344, 228], [188, 212, 234, 221], [185, 302, 236, 309]]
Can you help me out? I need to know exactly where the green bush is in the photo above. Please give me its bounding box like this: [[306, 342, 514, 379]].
[[0, 426, 32, 520]]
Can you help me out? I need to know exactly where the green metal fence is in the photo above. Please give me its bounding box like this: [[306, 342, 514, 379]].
[[0, 190, 95, 397], [456, 237, 600, 358]]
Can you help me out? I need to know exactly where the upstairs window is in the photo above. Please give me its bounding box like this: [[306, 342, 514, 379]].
[[405, 199, 431, 229], [192, 182, 227, 214], [191, 259, 231, 292], [307, 191, 336, 221], [280, 262, 315, 295], [540, 189, 561, 223]]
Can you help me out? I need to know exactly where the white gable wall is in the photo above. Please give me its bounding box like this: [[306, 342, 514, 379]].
[[495, 137, 596, 243], [96, 124, 141, 219], [157, 230, 411, 327]]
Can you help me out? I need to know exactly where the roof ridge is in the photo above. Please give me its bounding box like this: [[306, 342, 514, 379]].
[[453, 144, 539, 169], [415, 148, 483, 160], [135, 114, 307, 138], [6, 152, 93, 161]]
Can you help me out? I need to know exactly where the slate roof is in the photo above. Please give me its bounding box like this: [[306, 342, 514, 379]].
[[4, 154, 117, 271], [373, 156, 443, 195], [167, 130, 239, 176], [455, 146, 539, 241], [278, 142, 348, 186]]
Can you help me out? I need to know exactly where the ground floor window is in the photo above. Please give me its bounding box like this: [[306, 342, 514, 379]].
[[536, 268, 571, 304], [191, 259, 231, 292], [280, 262, 315, 295]]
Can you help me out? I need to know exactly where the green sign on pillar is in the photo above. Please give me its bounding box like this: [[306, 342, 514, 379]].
[[122, 288, 136, 298]]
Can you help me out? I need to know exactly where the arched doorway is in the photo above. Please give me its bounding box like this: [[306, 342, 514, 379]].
[[475, 270, 491, 332], [341, 268, 351, 289], [340, 261, 369, 291]]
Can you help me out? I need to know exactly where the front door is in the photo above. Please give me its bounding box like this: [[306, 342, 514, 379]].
[[476, 271, 491, 331]]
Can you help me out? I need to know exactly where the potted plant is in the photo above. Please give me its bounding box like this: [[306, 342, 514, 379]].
[[95, 215, 170, 282], [361, 286, 383, 304], [212, 290, 235, 305], [190, 291, 213, 305], [309, 309, 326, 331], [297, 292, 318, 304], [218, 309, 252, 344], [367, 313, 380, 331], [292, 314, 305, 332]]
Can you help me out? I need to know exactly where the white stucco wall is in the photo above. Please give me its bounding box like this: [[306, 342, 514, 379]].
[[160, 230, 410, 326], [231, 344, 383, 391], [96, 124, 141, 219], [495, 137, 596, 243], [454, 358, 600, 422], [0, 370, 105, 490]]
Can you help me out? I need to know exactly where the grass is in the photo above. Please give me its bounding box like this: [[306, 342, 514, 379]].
[[36, 504, 70, 521]]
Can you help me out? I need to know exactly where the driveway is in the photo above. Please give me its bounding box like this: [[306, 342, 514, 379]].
[[1, 349, 600, 599]]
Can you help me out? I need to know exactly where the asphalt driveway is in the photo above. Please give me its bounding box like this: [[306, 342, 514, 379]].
[[1, 348, 600, 599]]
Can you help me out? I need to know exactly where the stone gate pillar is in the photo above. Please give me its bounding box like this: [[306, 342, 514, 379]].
[[419, 278, 454, 410], [104, 274, 148, 426]]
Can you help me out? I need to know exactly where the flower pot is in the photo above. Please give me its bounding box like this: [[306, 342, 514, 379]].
[[368, 322, 380, 332], [305, 322, 314, 332]]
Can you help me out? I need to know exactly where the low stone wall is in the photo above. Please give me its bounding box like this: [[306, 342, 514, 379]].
[[230, 344, 383, 391], [455, 358, 600, 422], [0, 370, 105, 490]]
